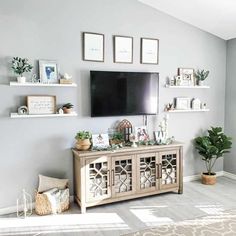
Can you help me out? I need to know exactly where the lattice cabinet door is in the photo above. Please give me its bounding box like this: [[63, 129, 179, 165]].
[[111, 154, 136, 198], [158, 150, 179, 190], [137, 152, 158, 193], [85, 155, 111, 202]]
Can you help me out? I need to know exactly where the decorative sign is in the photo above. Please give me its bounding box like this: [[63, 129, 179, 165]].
[[92, 134, 110, 148], [27, 96, 56, 115]]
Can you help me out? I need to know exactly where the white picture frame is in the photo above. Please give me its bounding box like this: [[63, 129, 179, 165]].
[[83, 32, 104, 62], [178, 68, 195, 86], [27, 96, 56, 115], [92, 134, 110, 148], [39, 60, 59, 84], [135, 126, 149, 142], [141, 38, 159, 64], [114, 35, 133, 63], [175, 97, 191, 110]]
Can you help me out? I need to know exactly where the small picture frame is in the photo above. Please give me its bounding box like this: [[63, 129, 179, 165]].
[[83, 32, 104, 62], [27, 95, 56, 115], [178, 68, 195, 86], [175, 97, 191, 110], [39, 60, 59, 84], [154, 131, 165, 144], [92, 134, 110, 148], [114, 35, 133, 63], [135, 126, 149, 142], [141, 38, 159, 64]]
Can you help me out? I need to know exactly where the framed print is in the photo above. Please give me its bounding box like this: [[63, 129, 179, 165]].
[[83, 32, 104, 62], [175, 97, 191, 110], [154, 131, 165, 144], [178, 68, 195, 86], [92, 133, 110, 148], [27, 95, 56, 114], [141, 38, 159, 64], [135, 126, 149, 142], [114, 35, 133, 63], [39, 60, 59, 84]]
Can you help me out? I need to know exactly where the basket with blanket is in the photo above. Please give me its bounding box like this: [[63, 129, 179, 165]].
[[35, 175, 70, 215]]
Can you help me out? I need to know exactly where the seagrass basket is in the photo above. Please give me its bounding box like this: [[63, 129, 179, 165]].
[[35, 188, 70, 216]]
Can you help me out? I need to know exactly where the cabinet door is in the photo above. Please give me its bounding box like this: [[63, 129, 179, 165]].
[[85, 155, 111, 202], [158, 150, 179, 190], [137, 153, 158, 193], [111, 154, 136, 198]]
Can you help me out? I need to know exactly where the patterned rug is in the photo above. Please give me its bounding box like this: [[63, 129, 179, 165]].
[[124, 209, 236, 236]]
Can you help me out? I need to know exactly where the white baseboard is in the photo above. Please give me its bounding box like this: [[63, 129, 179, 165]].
[[183, 171, 224, 182], [223, 171, 236, 180], [0, 195, 74, 216], [1, 172, 235, 216]]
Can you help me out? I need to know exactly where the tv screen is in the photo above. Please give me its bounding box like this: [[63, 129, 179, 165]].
[[90, 71, 159, 117]]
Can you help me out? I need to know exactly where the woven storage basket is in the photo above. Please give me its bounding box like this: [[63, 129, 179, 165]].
[[35, 188, 70, 216]]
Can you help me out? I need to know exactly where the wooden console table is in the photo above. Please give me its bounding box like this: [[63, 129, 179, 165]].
[[72, 142, 183, 213]]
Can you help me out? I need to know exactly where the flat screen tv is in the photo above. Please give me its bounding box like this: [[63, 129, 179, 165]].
[[90, 71, 159, 117]]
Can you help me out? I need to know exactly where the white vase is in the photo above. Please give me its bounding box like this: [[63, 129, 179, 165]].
[[17, 76, 26, 83]]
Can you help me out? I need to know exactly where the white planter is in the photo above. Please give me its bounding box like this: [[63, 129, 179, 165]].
[[198, 80, 204, 86], [17, 76, 26, 83]]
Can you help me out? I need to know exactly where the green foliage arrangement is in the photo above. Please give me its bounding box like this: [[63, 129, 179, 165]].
[[194, 69, 209, 82], [62, 103, 74, 109], [194, 127, 232, 175], [75, 131, 92, 140], [11, 57, 33, 76], [111, 132, 124, 141]]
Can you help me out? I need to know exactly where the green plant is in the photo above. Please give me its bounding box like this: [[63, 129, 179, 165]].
[[111, 132, 124, 141], [194, 127, 232, 175], [11, 57, 33, 76], [62, 103, 74, 109], [75, 131, 92, 140], [194, 69, 209, 82]]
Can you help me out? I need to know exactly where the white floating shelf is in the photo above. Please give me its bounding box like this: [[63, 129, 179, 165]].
[[166, 109, 210, 113], [10, 112, 78, 118], [10, 82, 77, 87], [165, 85, 210, 89]]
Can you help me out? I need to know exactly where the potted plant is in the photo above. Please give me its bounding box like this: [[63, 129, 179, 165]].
[[110, 132, 124, 145], [75, 131, 92, 151], [194, 127, 232, 185], [194, 69, 209, 86], [11, 57, 33, 83], [62, 103, 74, 114]]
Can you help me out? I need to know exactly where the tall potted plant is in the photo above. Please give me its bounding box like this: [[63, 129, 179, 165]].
[[11, 57, 33, 83], [194, 127, 232, 185]]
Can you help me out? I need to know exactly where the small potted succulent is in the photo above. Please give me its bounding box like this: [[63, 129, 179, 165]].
[[194, 69, 209, 86], [11, 57, 33, 83], [110, 132, 124, 145], [194, 127, 232, 185], [75, 131, 92, 151], [62, 103, 74, 114]]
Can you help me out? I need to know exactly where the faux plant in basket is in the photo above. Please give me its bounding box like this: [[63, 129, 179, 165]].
[[62, 103, 74, 114], [194, 127, 232, 185], [75, 131, 92, 151], [11, 57, 33, 83]]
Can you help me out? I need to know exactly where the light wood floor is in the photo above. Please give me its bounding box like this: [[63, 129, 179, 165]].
[[1, 177, 236, 236]]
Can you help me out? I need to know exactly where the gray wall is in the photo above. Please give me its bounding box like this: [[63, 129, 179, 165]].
[[224, 39, 236, 173], [0, 0, 226, 208]]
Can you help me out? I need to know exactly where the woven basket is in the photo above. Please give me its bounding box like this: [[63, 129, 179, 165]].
[[35, 188, 70, 216]]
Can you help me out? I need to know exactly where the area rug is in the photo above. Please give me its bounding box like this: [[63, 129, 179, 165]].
[[124, 209, 236, 236]]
